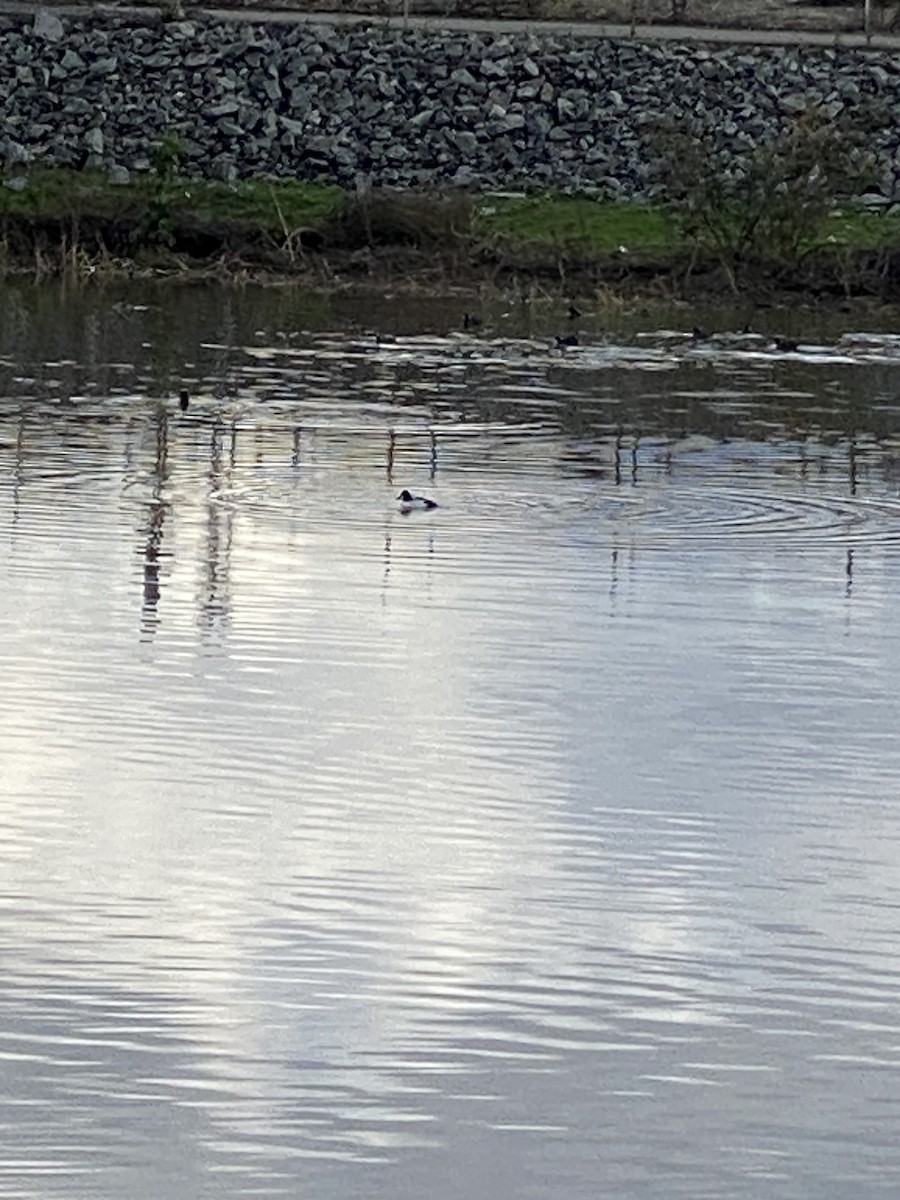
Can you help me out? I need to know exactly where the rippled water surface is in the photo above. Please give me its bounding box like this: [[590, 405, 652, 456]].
[[3, 284, 900, 1200]]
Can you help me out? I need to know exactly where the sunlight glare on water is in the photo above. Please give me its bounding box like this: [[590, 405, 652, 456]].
[[2, 285, 900, 1200]]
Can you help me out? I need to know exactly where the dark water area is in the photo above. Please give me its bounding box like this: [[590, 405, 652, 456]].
[[3, 282, 900, 1200]]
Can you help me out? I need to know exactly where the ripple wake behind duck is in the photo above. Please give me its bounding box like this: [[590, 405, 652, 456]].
[[617, 483, 900, 547]]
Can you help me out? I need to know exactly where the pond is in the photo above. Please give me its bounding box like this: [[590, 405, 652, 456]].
[[2, 282, 900, 1200]]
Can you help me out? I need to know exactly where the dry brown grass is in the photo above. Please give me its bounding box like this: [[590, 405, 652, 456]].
[[323, 188, 476, 250]]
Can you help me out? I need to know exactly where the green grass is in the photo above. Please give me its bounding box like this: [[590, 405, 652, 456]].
[[170, 178, 344, 231], [477, 193, 900, 259], [823, 206, 900, 251], [0, 168, 344, 232], [477, 193, 676, 255], [0, 169, 127, 217]]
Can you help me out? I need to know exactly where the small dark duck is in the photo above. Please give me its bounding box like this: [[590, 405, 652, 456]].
[[397, 489, 438, 512]]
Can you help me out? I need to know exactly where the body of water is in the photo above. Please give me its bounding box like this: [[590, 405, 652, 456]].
[[2, 284, 900, 1200]]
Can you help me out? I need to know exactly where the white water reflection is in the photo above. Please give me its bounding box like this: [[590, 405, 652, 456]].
[[2, 287, 900, 1200]]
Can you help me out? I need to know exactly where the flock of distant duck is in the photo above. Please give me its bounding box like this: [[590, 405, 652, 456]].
[[550, 325, 800, 352], [464, 306, 801, 353]]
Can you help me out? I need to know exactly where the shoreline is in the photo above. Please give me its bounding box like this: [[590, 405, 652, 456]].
[[2, 170, 900, 312]]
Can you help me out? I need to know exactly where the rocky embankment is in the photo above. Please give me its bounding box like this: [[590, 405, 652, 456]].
[[2, 9, 898, 198]]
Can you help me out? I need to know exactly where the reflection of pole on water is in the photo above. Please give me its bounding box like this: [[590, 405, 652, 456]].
[[848, 434, 858, 496], [141, 500, 166, 635], [383, 427, 436, 483], [845, 547, 854, 600], [292, 425, 301, 468], [613, 428, 639, 485], [140, 406, 169, 639], [11, 414, 24, 524], [200, 418, 233, 637], [229, 419, 237, 469]]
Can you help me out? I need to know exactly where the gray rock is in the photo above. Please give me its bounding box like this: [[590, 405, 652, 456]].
[[108, 163, 130, 184], [212, 157, 238, 182], [451, 164, 477, 186], [33, 8, 63, 42], [60, 49, 85, 72], [517, 80, 542, 101], [450, 66, 477, 87], [4, 140, 28, 165], [450, 129, 479, 156], [780, 93, 811, 115], [84, 127, 104, 154], [4, 175, 28, 191], [527, 111, 552, 137], [262, 76, 281, 102], [869, 64, 892, 87]]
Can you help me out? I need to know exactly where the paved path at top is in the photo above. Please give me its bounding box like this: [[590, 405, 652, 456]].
[[203, 8, 900, 49], [2, 0, 898, 50]]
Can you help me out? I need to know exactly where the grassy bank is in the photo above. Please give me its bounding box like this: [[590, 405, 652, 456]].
[[3, 168, 900, 303]]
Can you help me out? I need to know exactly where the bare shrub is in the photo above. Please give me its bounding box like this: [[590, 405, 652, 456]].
[[652, 108, 877, 280]]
